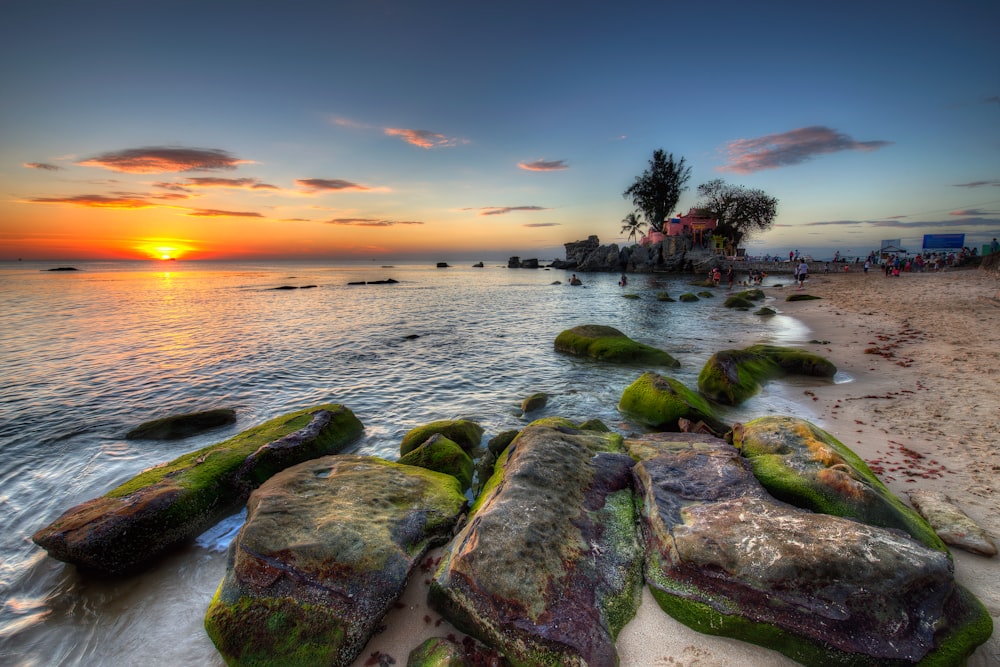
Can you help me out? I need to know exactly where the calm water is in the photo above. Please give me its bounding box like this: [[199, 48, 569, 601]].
[[0, 259, 814, 666]]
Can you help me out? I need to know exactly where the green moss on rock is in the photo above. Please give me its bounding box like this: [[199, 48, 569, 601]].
[[678, 293, 699, 302], [400, 419, 484, 456], [618, 372, 727, 433], [125, 408, 236, 440], [698, 345, 836, 405], [554, 324, 679, 368], [755, 307, 776, 316], [786, 293, 821, 301], [398, 434, 475, 491], [723, 295, 755, 309]]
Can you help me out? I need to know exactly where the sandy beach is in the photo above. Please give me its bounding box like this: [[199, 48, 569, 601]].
[[353, 267, 1000, 667]]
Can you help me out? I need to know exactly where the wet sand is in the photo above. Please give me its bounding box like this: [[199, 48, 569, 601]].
[[352, 268, 1000, 667]]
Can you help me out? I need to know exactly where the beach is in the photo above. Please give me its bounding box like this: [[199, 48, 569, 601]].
[[354, 267, 1000, 667]]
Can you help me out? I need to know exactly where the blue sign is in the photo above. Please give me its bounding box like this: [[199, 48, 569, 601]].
[[922, 233, 965, 250]]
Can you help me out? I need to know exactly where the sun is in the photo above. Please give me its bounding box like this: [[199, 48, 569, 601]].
[[135, 240, 193, 260]]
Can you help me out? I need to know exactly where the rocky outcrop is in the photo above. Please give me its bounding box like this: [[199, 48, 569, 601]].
[[125, 408, 236, 440], [551, 236, 698, 273], [398, 433, 475, 492], [205, 455, 467, 667], [734, 416, 947, 551], [429, 418, 643, 666], [33, 405, 363, 575], [908, 490, 998, 557], [519, 391, 548, 414], [627, 433, 992, 666], [618, 371, 728, 434], [697, 344, 836, 405], [554, 324, 680, 367]]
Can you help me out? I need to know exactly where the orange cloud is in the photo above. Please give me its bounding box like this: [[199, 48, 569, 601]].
[[518, 159, 569, 171], [27, 194, 155, 209], [23, 162, 62, 171], [180, 177, 279, 190], [79, 146, 251, 173], [325, 218, 424, 227], [187, 208, 264, 218], [384, 128, 463, 149], [468, 205, 548, 216]]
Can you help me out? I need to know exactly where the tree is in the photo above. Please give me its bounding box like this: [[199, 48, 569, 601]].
[[620, 211, 646, 244], [623, 149, 691, 233], [695, 179, 778, 247]]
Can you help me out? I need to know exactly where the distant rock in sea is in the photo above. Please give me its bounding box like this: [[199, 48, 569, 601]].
[[45, 267, 78, 271]]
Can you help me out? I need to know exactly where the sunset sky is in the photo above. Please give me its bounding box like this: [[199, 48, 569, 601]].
[[2, 1, 998, 261]]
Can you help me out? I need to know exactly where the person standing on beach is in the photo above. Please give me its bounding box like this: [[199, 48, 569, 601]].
[[864, 259, 871, 275], [992, 238, 999, 254], [796, 260, 809, 289], [726, 266, 735, 290]]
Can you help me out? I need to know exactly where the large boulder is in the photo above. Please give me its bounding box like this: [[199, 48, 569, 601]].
[[628, 434, 992, 666], [205, 455, 467, 667], [554, 324, 679, 367], [733, 416, 946, 551], [429, 418, 644, 666], [32, 404, 363, 575], [697, 344, 836, 405], [400, 419, 484, 456], [618, 371, 728, 434]]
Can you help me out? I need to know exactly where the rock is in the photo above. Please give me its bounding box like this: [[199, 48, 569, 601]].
[[786, 293, 821, 301], [697, 344, 836, 405], [437, 262, 450, 268], [520, 392, 548, 415], [205, 455, 467, 667], [618, 372, 728, 434], [33, 405, 364, 575], [398, 433, 474, 492], [45, 266, 78, 271], [733, 416, 946, 551], [655, 291, 671, 301], [400, 419, 484, 456], [723, 295, 754, 309], [554, 324, 679, 367], [407, 636, 501, 666], [472, 261, 484, 268], [429, 419, 643, 666], [621, 293, 640, 299], [630, 435, 992, 666], [755, 307, 776, 316], [125, 408, 236, 440], [736, 288, 765, 300], [908, 490, 998, 556], [696, 291, 715, 298], [678, 292, 699, 302]]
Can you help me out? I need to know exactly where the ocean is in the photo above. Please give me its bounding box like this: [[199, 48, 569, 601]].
[[0, 259, 817, 666]]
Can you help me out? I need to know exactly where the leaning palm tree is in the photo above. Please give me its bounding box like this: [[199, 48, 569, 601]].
[[620, 211, 646, 245]]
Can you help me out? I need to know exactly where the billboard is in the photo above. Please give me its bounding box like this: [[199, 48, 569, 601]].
[[880, 239, 901, 250], [922, 234, 965, 250]]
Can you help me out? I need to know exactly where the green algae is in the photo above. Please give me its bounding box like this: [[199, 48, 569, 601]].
[[554, 324, 679, 368], [398, 434, 474, 491], [697, 345, 836, 405], [618, 372, 726, 432], [400, 419, 484, 456], [678, 293, 699, 302]]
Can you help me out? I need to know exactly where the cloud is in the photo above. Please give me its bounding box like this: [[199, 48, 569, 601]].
[[78, 146, 251, 174], [186, 208, 264, 218], [951, 209, 992, 216], [518, 159, 569, 172], [24, 162, 62, 171], [985, 96, 1000, 107], [523, 222, 561, 228], [27, 194, 154, 209], [798, 217, 1000, 229], [719, 126, 892, 173], [325, 217, 424, 227], [468, 206, 549, 216], [296, 178, 371, 192], [180, 177, 279, 190], [384, 128, 464, 149], [953, 180, 1000, 188]]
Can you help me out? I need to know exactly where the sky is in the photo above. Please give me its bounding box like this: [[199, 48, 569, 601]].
[[2, 0, 999, 262]]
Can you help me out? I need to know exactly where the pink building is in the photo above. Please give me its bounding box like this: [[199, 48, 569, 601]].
[[664, 209, 718, 238]]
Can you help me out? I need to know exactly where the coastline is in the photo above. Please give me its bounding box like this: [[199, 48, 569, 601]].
[[353, 268, 999, 666]]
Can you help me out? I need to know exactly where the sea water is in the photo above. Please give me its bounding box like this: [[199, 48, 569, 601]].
[[0, 259, 814, 666]]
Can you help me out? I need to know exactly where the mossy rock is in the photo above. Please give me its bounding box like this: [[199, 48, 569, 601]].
[[33, 405, 363, 575], [400, 419, 484, 456], [407, 636, 472, 666], [678, 293, 699, 302], [520, 392, 548, 414], [618, 372, 727, 433], [697, 291, 715, 298], [554, 324, 679, 368], [125, 408, 236, 440], [578, 418, 611, 432], [655, 291, 672, 301], [736, 288, 765, 301], [698, 344, 836, 405], [621, 293, 641, 300], [723, 295, 755, 309], [755, 307, 777, 316], [733, 416, 946, 551], [398, 433, 474, 491], [786, 293, 821, 301], [689, 279, 715, 287]]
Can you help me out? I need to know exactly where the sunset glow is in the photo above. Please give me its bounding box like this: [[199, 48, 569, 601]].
[[1, 3, 997, 262]]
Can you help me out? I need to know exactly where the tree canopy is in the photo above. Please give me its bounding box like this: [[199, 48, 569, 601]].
[[623, 150, 690, 233], [620, 211, 646, 244], [695, 179, 778, 247]]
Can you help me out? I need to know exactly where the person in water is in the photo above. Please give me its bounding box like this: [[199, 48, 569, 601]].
[[619, 274, 627, 287]]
